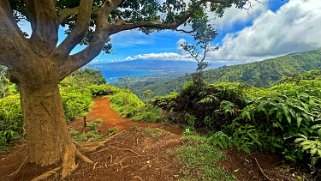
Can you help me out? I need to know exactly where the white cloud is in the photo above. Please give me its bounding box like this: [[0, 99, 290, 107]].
[[121, 52, 194, 62], [110, 30, 152, 48], [209, 0, 269, 31], [176, 38, 187, 52], [209, 0, 321, 62]]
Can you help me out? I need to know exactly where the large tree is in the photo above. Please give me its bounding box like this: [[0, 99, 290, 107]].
[[0, 0, 248, 178]]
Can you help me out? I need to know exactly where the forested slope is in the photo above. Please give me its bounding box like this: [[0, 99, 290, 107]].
[[131, 49, 321, 98]]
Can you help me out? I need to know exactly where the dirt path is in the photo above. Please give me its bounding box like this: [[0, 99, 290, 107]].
[[0, 96, 183, 181], [70, 96, 182, 135]]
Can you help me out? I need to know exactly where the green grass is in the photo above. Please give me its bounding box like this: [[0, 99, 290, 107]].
[[175, 135, 234, 181], [70, 119, 104, 142], [142, 128, 164, 138], [107, 127, 119, 134], [130, 125, 140, 132], [70, 129, 104, 142]]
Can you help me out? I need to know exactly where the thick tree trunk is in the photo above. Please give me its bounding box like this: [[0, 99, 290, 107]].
[[19, 80, 77, 177]]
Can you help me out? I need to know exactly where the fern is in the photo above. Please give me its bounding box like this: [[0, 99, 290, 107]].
[[208, 131, 232, 149]]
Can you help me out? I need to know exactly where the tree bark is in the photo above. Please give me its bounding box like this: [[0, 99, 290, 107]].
[[19, 82, 75, 165], [4, 54, 95, 179]]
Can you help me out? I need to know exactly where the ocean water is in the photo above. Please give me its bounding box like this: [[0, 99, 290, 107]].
[[91, 59, 216, 83], [99, 68, 156, 83]]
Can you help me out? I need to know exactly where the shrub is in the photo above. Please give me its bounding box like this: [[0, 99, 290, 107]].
[[156, 73, 321, 169], [110, 90, 144, 117], [207, 131, 232, 149], [0, 95, 22, 151], [231, 80, 321, 166], [150, 92, 178, 110], [60, 68, 106, 87], [184, 113, 196, 127], [110, 90, 166, 122], [61, 87, 93, 121], [169, 81, 245, 128], [88, 84, 121, 97], [132, 104, 163, 122]]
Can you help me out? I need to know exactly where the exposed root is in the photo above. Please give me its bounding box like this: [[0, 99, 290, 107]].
[[252, 156, 273, 181], [30, 147, 93, 180], [76, 150, 93, 164], [76, 130, 126, 153], [109, 154, 113, 164], [31, 167, 61, 181], [93, 162, 99, 170], [61, 146, 78, 179], [123, 148, 144, 156], [109, 145, 152, 157], [8, 156, 28, 176], [132, 175, 143, 181], [101, 130, 126, 144]]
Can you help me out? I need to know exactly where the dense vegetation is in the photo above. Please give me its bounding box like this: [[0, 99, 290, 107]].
[[109, 90, 163, 123], [0, 67, 115, 151], [149, 70, 321, 176], [129, 49, 321, 98], [2, 63, 321, 178]]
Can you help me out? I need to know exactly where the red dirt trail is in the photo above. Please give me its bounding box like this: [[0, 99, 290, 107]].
[[70, 96, 182, 135]]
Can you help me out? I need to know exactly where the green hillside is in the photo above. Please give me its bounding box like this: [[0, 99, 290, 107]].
[[130, 49, 321, 98]]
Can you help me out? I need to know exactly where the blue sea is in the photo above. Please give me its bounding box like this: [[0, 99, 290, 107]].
[[91, 59, 222, 83], [100, 68, 156, 83]]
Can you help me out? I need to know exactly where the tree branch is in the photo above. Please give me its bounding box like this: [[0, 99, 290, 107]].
[[57, 0, 227, 79], [25, 0, 59, 54], [58, 7, 79, 24], [0, 0, 31, 67], [175, 28, 197, 34], [109, 0, 222, 35], [56, 0, 93, 56], [58, 0, 123, 79]]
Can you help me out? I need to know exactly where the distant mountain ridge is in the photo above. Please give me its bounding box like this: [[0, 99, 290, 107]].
[[129, 49, 321, 98]]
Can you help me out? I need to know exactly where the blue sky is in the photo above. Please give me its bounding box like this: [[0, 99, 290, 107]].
[[19, 0, 321, 65]]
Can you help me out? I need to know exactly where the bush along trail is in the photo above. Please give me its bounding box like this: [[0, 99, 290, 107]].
[[0, 68, 318, 180]]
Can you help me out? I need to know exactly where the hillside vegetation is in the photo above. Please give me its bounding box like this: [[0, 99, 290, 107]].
[[130, 49, 321, 98], [145, 70, 321, 177], [106, 69, 321, 178], [0, 67, 118, 151], [1, 64, 321, 179]]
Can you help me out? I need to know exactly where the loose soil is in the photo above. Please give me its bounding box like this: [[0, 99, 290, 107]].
[[0, 96, 306, 181], [220, 149, 300, 181]]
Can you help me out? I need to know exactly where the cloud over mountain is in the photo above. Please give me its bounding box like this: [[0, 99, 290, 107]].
[[122, 52, 194, 62], [209, 0, 321, 62]]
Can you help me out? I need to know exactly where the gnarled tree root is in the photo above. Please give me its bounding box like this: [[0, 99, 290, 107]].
[[8, 156, 28, 176], [75, 130, 126, 153], [31, 167, 61, 181], [30, 145, 94, 180], [29, 132, 125, 180]]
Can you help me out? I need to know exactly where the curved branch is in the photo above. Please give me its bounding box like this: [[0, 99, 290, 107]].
[[109, 0, 216, 34], [25, 0, 59, 53], [58, 0, 117, 79], [56, 0, 93, 56], [58, 7, 79, 24], [0, 0, 31, 67], [175, 28, 197, 34]]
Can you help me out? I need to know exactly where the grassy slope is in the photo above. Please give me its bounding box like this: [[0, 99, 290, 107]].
[[130, 49, 321, 98]]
